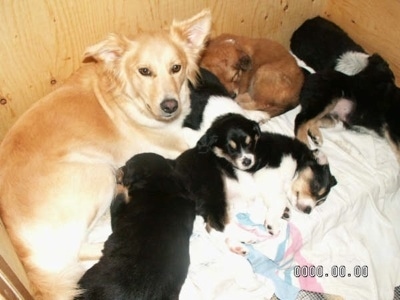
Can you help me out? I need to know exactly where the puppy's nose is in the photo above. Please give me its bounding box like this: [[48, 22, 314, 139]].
[[242, 157, 252, 167], [161, 99, 178, 114], [303, 206, 312, 214], [230, 92, 237, 98]]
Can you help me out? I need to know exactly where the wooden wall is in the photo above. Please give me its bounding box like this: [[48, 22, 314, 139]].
[[0, 0, 399, 140], [324, 0, 400, 86]]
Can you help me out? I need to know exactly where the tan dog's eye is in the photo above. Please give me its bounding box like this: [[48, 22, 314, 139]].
[[138, 68, 152, 76], [171, 65, 181, 73]]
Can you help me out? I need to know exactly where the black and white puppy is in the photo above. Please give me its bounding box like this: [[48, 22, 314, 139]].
[[290, 16, 400, 161], [249, 132, 337, 235], [76, 153, 196, 300], [290, 16, 367, 74], [183, 68, 269, 148], [175, 113, 261, 232], [178, 113, 336, 250]]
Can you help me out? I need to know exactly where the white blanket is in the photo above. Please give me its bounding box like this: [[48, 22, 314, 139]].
[[180, 106, 400, 300]]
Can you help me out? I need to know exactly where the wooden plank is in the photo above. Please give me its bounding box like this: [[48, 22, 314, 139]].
[[0, 0, 325, 139], [323, 0, 400, 85]]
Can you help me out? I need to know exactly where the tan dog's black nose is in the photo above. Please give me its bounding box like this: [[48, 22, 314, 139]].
[[161, 99, 178, 114]]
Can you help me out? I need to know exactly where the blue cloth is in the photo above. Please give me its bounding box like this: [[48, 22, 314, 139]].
[[238, 212, 300, 300]]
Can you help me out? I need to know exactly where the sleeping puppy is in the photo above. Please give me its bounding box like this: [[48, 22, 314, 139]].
[[290, 17, 400, 161], [76, 153, 195, 300], [249, 132, 337, 235], [183, 67, 270, 148], [290, 16, 366, 73], [200, 33, 304, 117]]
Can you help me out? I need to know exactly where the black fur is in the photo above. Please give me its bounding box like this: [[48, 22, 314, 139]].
[[183, 67, 231, 130], [76, 153, 196, 300], [175, 113, 260, 231], [250, 131, 337, 206], [290, 16, 400, 157], [290, 16, 365, 71], [294, 53, 400, 147]]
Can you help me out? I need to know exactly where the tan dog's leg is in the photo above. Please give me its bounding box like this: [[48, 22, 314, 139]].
[[8, 164, 116, 300]]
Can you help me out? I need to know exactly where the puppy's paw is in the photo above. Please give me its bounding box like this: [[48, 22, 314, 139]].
[[235, 92, 253, 104], [226, 238, 249, 256], [307, 127, 323, 147], [281, 207, 291, 220], [265, 222, 281, 236], [244, 109, 270, 124]]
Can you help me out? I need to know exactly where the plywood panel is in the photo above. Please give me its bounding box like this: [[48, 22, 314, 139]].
[[0, 0, 325, 140], [323, 0, 400, 85]]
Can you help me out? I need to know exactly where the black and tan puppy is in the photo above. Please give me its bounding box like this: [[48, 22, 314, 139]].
[[176, 113, 261, 231], [290, 16, 400, 162], [76, 153, 196, 300]]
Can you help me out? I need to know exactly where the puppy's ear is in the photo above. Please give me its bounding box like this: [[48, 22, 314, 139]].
[[120, 162, 147, 189], [110, 192, 128, 231], [253, 122, 261, 140], [83, 33, 129, 63], [330, 175, 338, 187], [237, 53, 252, 71], [197, 131, 219, 153]]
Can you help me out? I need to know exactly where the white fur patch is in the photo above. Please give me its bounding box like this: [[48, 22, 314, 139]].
[[335, 51, 369, 75], [253, 155, 297, 234], [182, 96, 269, 148], [290, 52, 316, 74]]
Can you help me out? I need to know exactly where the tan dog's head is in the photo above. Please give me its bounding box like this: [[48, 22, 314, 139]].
[[200, 36, 251, 98], [83, 10, 211, 123]]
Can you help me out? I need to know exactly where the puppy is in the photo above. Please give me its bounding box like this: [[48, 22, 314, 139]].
[[183, 67, 233, 130], [290, 17, 400, 161], [290, 16, 366, 73], [0, 10, 211, 299], [76, 153, 195, 300], [183, 67, 270, 148], [249, 132, 337, 235], [175, 113, 261, 232], [200, 33, 304, 117]]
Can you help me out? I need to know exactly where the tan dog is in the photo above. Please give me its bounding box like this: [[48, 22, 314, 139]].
[[0, 10, 211, 299], [200, 33, 304, 117]]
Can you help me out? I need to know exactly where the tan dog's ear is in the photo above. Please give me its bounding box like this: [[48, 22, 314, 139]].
[[170, 9, 212, 51], [170, 10, 212, 84], [83, 33, 129, 63]]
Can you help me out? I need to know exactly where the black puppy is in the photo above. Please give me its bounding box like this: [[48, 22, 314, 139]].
[[175, 113, 261, 231], [183, 67, 231, 130], [290, 17, 400, 161], [290, 16, 365, 72], [76, 153, 196, 300]]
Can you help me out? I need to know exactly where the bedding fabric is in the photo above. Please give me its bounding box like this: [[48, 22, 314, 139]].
[[180, 106, 400, 300]]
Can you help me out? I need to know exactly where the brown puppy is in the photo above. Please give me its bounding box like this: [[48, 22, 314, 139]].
[[0, 10, 211, 300], [200, 33, 304, 117]]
